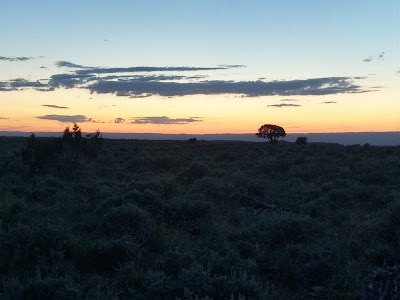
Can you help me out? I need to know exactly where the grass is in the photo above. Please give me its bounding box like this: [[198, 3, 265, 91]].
[[0, 136, 399, 299]]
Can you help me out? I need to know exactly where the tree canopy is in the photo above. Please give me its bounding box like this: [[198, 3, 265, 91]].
[[256, 124, 286, 143]]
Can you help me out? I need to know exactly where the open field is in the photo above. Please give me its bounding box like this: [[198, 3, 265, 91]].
[[1, 137, 400, 299]]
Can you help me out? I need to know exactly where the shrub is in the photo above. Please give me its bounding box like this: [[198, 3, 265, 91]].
[[295, 136, 308, 145], [71, 239, 133, 273], [20, 134, 62, 173]]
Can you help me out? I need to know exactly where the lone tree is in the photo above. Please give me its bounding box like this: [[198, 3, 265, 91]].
[[256, 124, 286, 143]]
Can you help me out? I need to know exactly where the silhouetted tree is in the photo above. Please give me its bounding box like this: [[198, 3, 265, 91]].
[[84, 129, 104, 157], [21, 123, 103, 176], [295, 136, 308, 145], [59, 123, 103, 176], [256, 124, 286, 143]]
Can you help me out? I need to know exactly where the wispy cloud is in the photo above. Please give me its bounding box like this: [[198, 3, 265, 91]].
[[42, 104, 69, 109], [0, 56, 34, 62], [321, 101, 337, 104], [0, 117, 9, 120], [57, 60, 229, 74], [130, 116, 203, 125], [77, 66, 228, 75], [218, 64, 246, 68], [36, 114, 91, 123], [280, 98, 298, 102], [267, 103, 301, 108], [56, 61, 89, 68], [114, 118, 125, 124], [363, 57, 373, 62], [363, 51, 385, 62]]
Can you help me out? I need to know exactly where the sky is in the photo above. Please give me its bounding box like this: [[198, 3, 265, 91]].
[[0, 0, 399, 135]]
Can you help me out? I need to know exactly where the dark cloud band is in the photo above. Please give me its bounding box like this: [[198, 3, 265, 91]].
[[42, 105, 69, 109], [0, 61, 373, 98], [130, 116, 202, 125], [88, 76, 366, 98], [267, 103, 301, 108], [36, 115, 90, 123]]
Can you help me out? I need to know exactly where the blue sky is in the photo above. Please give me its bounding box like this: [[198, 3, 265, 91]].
[[0, 0, 399, 134]]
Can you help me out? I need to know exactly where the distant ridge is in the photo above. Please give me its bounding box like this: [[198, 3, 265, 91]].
[[0, 131, 399, 146]]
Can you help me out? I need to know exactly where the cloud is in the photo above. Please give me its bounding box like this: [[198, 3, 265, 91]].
[[76, 66, 229, 75], [0, 56, 34, 62], [56, 61, 89, 68], [42, 104, 69, 109], [88, 76, 367, 98], [114, 118, 125, 123], [0, 117, 9, 120], [130, 116, 203, 125], [57, 61, 230, 74], [321, 101, 337, 104], [267, 103, 301, 108], [0, 82, 7, 91], [36, 114, 90, 123], [0, 79, 48, 91], [280, 98, 298, 102], [10, 78, 47, 88], [363, 52, 385, 62], [363, 57, 373, 62], [1, 61, 372, 97], [129, 93, 153, 98], [218, 64, 246, 68], [49, 73, 95, 89]]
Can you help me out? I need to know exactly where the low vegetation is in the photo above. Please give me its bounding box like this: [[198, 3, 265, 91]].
[[0, 128, 399, 299]]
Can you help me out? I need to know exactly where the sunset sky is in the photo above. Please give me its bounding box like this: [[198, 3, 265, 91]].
[[1, 0, 399, 135]]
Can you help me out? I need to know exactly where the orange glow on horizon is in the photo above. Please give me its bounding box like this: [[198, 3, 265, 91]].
[[1, 88, 399, 135]]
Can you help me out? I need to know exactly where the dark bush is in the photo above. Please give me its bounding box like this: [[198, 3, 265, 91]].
[[71, 239, 133, 273], [295, 136, 308, 145]]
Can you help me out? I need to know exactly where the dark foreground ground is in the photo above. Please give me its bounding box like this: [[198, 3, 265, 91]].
[[0, 137, 400, 299]]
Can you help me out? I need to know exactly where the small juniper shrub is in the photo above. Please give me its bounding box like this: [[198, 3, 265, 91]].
[[295, 136, 308, 145]]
